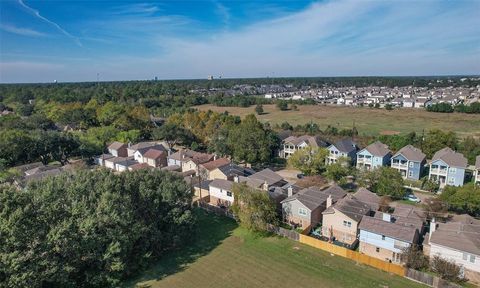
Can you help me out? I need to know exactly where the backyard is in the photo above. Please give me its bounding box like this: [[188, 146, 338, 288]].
[[126, 209, 425, 288], [195, 104, 480, 138]]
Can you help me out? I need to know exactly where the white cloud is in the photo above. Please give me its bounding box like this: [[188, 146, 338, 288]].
[[0, 23, 46, 37]]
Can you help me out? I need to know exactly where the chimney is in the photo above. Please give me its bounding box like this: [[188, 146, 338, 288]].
[[326, 194, 332, 208], [429, 218, 436, 243], [128, 142, 131, 148], [263, 180, 268, 191], [233, 176, 239, 183], [214, 154, 217, 161], [382, 213, 392, 223], [287, 186, 293, 197]]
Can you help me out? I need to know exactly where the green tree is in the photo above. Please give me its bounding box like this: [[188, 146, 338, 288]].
[[324, 157, 351, 181], [357, 167, 405, 199], [287, 146, 329, 175], [422, 129, 458, 158], [0, 169, 195, 287], [152, 123, 195, 148], [255, 104, 264, 115], [276, 100, 288, 111], [227, 114, 278, 165], [231, 183, 278, 232], [439, 183, 480, 216]]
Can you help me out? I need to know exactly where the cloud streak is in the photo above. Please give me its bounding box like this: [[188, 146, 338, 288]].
[[0, 23, 46, 37], [17, 0, 82, 46]]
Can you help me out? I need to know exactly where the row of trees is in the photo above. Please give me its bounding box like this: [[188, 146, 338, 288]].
[[0, 169, 195, 287], [426, 102, 480, 114]]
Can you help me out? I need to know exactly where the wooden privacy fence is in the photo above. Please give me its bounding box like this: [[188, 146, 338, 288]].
[[298, 234, 406, 277], [266, 224, 300, 241]]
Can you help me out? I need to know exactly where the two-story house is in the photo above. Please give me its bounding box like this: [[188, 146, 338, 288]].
[[356, 141, 391, 170], [209, 179, 235, 207], [167, 149, 215, 172], [326, 139, 358, 165], [321, 194, 371, 246], [359, 213, 420, 263], [279, 135, 328, 159], [390, 145, 426, 180], [107, 141, 128, 157], [281, 185, 347, 228], [428, 147, 467, 187], [475, 156, 480, 185], [426, 215, 480, 284]]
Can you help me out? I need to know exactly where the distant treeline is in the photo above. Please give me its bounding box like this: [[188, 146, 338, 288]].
[[426, 102, 480, 114]]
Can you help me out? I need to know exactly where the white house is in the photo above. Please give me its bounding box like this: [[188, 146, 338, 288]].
[[209, 179, 235, 207]]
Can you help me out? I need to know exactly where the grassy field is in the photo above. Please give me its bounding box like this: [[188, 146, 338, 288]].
[[126, 210, 425, 288], [195, 104, 480, 138]]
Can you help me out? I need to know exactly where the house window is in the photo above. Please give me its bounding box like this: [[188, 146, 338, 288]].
[[408, 171, 413, 177], [376, 247, 380, 253], [470, 255, 476, 263], [409, 161, 414, 168], [382, 235, 386, 240], [463, 253, 468, 260], [298, 208, 307, 216], [450, 167, 456, 173], [448, 177, 455, 184], [343, 221, 352, 227], [226, 191, 232, 197]]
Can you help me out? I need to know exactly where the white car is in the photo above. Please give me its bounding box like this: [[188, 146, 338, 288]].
[[404, 194, 421, 203]]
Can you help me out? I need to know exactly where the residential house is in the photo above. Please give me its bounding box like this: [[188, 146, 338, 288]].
[[390, 145, 426, 180], [198, 158, 231, 180], [279, 135, 328, 159], [359, 213, 420, 263], [209, 179, 235, 207], [426, 215, 480, 283], [108, 141, 128, 157], [133, 144, 167, 164], [321, 195, 371, 245], [326, 139, 358, 165], [353, 187, 381, 211], [96, 154, 114, 167], [104, 157, 127, 170], [167, 149, 214, 172], [127, 141, 165, 157], [248, 168, 287, 189], [208, 162, 254, 181], [115, 158, 137, 172], [429, 147, 467, 187], [356, 141, 392, 170], [475, 156, 480, 185], [281, 185, 347, 228], [142, 148, 167, 168]]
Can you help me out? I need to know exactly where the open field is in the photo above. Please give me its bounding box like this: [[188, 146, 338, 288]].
[[195, 104, 480, 138], [127, 210, 425, 288]]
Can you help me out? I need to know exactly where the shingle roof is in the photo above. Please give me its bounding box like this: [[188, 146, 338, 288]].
[[248, 168, 285, 186], [217, 163, 248, 177], [128, 141, 160, 151], [475, 155, 480, 169], [210, 179, 234, 191], [359, 216, 418, 243], [323, 195, 370, 222], [128, 163, 150, 170], [143, 148, 165, 160], [281, 185, 346, 211], [108, 141, 126, 150], [332, 139, 357, 154], [136, 144, 167, 156], [393, 145, 426, 162], [283, 135, 328, 148], [169, 149, 214, 164], [201, 158, 231, 171], [430, 214, 480, 256], [363, 141, 391, 157], [353, 187, 380, 211], [432, 147, 467, 168]]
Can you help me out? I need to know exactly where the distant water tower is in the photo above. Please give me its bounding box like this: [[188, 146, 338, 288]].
[[208, 75, 214, 80]]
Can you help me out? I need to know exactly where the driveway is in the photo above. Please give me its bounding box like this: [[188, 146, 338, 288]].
[[275, 169, 301, 183]]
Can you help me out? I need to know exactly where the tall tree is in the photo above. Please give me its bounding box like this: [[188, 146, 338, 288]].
[[287, 146, 329, 175]]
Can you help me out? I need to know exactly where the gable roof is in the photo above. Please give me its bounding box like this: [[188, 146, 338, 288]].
[[248, 168, 285, 186], [168, 149, 214, 164], [323, 195, 370, 222], [362, 141, 391, 157], [201, 158, 231, 171], [393, 145, 426, 162], [283, 135, 328, 148], [143, 148, 166, 160], [359, 216, 418, 243], [210, 179, 234, 191], [353, 187, 380, 211], [331, 139, 357, 154], [129, 163, 151, 170], [108, 141, 126, 150], [432, 147, 467, 168], [430, 214, 480, 256], [136, 144, 167, 156], [281, 185, 347, 211], [217, 163, 250, 177]]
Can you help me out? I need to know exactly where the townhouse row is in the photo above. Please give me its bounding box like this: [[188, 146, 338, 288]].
[[280, 135, 480, 187]]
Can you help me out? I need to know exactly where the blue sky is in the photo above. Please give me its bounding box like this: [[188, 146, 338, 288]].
[[0, 0, 479, 83]]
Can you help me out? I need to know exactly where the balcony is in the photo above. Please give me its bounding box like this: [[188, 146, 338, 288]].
[[430, 168, 448, 175], [357, 158, 372, 164], [391, 162, 408, 170]]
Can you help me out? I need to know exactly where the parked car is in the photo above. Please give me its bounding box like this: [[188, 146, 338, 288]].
[[404, 194, 421, 203], [296, 173, 304, 179]]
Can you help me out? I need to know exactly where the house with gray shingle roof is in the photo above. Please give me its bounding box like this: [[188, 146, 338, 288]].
[[426, 215, 480, 278], [279, 135, 329, 159], [353, 187, 381, 211], [356, 141, 392, 170], [390, 145, 426, 180], [428, 147, 467, 188], [326, 139, 358, 166], [280, 185, 347, 228]]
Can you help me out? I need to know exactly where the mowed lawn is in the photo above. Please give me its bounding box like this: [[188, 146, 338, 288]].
[[126, 210, 425, 288], [195, 104, 480, 138]]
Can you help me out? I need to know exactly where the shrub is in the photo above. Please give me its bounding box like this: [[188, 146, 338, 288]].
[[431, 255, 464, 283]]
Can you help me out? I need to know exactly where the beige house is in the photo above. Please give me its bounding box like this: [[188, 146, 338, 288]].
[[142, 148, 167, 167], [198, 158, 231, 180], [322, 195, 371, 245]]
